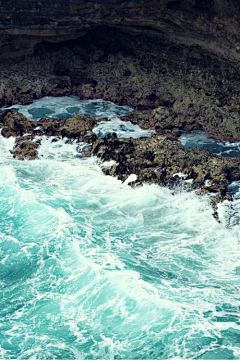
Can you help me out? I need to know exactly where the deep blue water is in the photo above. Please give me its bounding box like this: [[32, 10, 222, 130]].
[[1, 97, 240, 359]]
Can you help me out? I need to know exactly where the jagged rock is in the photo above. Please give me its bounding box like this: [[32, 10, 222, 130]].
[[0, 111, 35, 137], [0, 25, 240, 143], [1, 1, 240, 145], [92, 133, 240, 212], [0, 110, 100, 160], [1, 0, 240, 217], [2, 109, 240, 214], [11, 136, 40, 160]]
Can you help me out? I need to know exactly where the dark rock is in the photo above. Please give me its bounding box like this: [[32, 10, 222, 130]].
[[1, 24, 240, 143], [11, 137, 39, 160], [2, 0, 240, 216], [91, 134, 240, 213], [0, 0, 240, 62], [0, 111, 35, 137], [0, 110, 101, 160]]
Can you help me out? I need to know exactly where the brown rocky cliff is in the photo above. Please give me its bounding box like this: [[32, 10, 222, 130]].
[[2, 0, 240, 214], [0, 0, 240, 147], [0, 0, 240, 60]]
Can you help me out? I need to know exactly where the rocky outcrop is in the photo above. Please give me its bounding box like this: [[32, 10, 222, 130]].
[[1, 25, 240, 144], [1, 0, 240, 61], [0, 110, 98, 159], [121, 103, 240, 143], [92, 133, 240, 218], [1, 1, 240, 143], [1, 0, 240, 217], [2, 109, 240, 218]]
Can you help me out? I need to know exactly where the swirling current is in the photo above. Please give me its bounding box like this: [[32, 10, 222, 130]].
[[1, 97, 240, 359]]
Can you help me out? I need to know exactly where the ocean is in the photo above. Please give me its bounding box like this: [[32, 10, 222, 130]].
[[1, 97, 240, 359]]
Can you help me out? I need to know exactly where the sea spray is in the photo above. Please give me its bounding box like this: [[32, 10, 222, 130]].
[[1, 99, 240, 359]]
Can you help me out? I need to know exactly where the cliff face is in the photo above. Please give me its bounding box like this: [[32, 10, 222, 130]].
[[2, 0, 240, 210], [0, 0, 240, 60], [1, 0, 240, 144]]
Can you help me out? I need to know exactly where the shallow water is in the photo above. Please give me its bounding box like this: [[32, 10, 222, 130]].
[[1, 98, 240, 359], [179, 130, 240, 158], [3, 96, 153, 140], [3, 96, 133, 120]]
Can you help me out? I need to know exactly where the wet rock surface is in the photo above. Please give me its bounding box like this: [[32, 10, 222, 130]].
[[92, 133, 240, 217], [1, 109, 240, 217], [1, 0, 240, 217], [11, 135, 40, 161], [0, 110, 98, 160], [120, 105, 240, 143]]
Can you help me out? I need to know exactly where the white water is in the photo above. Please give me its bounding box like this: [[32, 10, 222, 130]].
[[3, 96, 133, 120], [92, 117, 154, 139], [3, 96, 153, 139], [1, 98, 240, 359]]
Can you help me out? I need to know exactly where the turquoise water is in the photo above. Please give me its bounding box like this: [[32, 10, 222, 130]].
[[1, 98, 240, 359]]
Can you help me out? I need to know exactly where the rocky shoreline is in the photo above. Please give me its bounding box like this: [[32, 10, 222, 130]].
[[0, 110, 98, 160], [1, 25, 240, 145], [1, 108, 240, 220], [1, 1, 240, 219]]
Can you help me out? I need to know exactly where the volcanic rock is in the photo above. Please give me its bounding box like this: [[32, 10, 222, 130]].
[[0, 110, 99, 160], [92, 133, 240, 216]]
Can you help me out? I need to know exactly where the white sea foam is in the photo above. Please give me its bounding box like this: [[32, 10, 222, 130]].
[[173, 172, 187, 178], [3, 96, 155, 139], [100, 160, 117, 169], [3, 96, 133, 120], [2, 142, 240, 358], [124, 174, 138, 184], [36, 136, 80, 161], [0, 131, 15, 162], [92, 116, 154, 139], [1, 99, 240, 359]]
